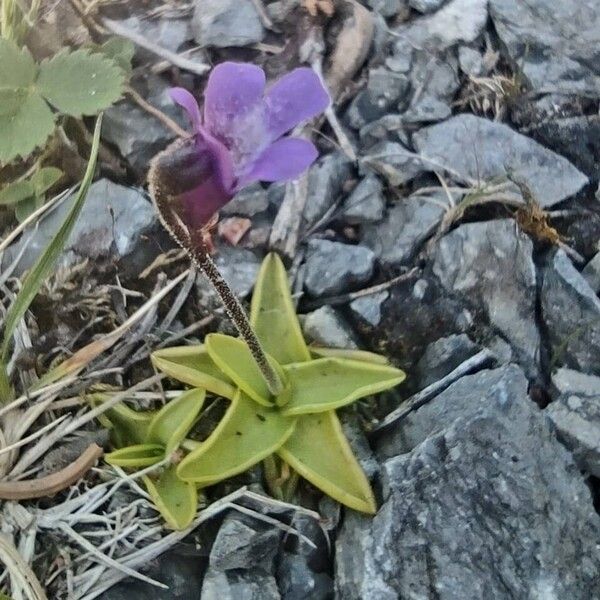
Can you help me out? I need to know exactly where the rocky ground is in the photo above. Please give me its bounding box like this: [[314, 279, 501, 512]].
[[3, 0, 600, 598]]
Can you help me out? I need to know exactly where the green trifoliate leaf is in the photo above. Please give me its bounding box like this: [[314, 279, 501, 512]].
[[310, 347, 391, 365], [278, 411, 376, 514], [205, 333, 285, 407], [250, 252, 311, 365], [177, 390, 296, 485], [0, 38, 36, 88], [36, 49, 124, 116], [143, 465, 197, 530], [147, 388, 205, 455], [151, 345, 236, 399], [105, 443, 165, 468], [280, 358, 406, 417], [0, 88, 30, 116], [0, 92, 55, 163]]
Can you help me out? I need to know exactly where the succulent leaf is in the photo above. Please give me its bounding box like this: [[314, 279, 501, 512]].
[[151, 345, 236, 399], [280, 358, 405, 416], [177, 390, 296, 485], [147, 388, 205, 454], [250, 252, 311, 365], [105, 443, 165, 468], [143, 465, 198, 530], [278, 411, 377, 514]]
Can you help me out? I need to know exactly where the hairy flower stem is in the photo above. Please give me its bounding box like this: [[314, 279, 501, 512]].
[[189, 236, 285, 397]]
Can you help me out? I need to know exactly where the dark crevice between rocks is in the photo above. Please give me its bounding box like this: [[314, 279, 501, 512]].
[[589, 476, 600, 514]]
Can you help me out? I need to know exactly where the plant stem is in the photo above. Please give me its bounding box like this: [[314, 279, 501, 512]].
[[189, 235, 284, 397]]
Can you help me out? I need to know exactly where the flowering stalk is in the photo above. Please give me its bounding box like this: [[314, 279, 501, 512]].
[[188, 234, 284, 397]]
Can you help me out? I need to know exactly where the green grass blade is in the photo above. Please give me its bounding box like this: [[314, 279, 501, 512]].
[[0, 114, 103, 363]]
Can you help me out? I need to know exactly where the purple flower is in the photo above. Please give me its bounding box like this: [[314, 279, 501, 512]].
[[156, 62, 330, 229]]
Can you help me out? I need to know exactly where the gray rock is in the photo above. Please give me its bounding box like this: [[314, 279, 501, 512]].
[[458, 45, 485, 76], [406, 50, 460, 109], [362, 196, 445, 266], [209, 514, 280, 571], [365, 0, 407, 17], [192, 0, 264, 48], [221, 183, 269, 218], [303, 306, 359, 349], [346, 68, 410, 129], [486, 335, 515, 366], [547, 368, 600, 477], [416, 333, 479, 388], [397, 0, 488, 50], [342, 175, 386, 225], [197, 246, 261, 300], [113, 16, 191, 56], [490, 0, 600, 95], [277, 554, 333, 600], [99, 551, 204, 600], [414, 114, 588, 207], [2, 179, 157, 276], [582, 252, 600, 294], [303, 153, 353, 228], [402, 95, 452, 123], [341, 365, 600, 599], [541, 250, 600, 375], [341, 411, 379, 479], [409, 0, 446, 13], [359, 115, 410, 148], [433, 219, 540, 378], [201, 569, 280, 600], [304, 240, 375, 297], [103, 75, 183, 176], [349, 291, 389, 327], [360, 141, 426, 187]]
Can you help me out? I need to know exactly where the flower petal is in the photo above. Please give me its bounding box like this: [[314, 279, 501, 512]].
[[264, 68, 330, 140], [169, 87, 202, 132], [239, 137, 318, 186], [204, 62, 266, 140], [148, 136, 234, 230]]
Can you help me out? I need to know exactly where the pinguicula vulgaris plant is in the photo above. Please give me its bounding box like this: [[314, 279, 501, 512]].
[[99, 62, 406, 529]]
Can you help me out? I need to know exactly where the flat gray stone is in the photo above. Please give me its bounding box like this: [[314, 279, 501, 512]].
[[221, 183, 269, 217], [192, 0, 264, 47], [490, 0, 600, 95], [362, 196, 445, 266], [302, 306, 359, 349], [547, 368, 600, 477], [360, 141, 427, 187], [342, 175, 386, 225], [416, 333, 480, 388], [304, 240, 375, 297], [201, 569, 280, 600], [414, 114, 588, 207], [276, 554, 333, 600], [2, 179, 157, 276], [339, 365, 600, 599], [409, 0, 447, 13], [349, 291, 389, 327], [541, 250, 600, 375], [397, 0, 488, 50], [432, 219, 540, 378], [582, 252, 600, 294]]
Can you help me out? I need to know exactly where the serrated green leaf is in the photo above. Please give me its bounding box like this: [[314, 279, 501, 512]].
[[151, 345, 236, 399], [36, 49, 124, 116], [177, 390, 296, 485], [0, 92, 55, 164], [0, 38, 36, 88], [278, 411, 376, 514], [30, 166, 63, 195], [0, 88, 30, 116], [97, 37, 134, 75], [105, 444, 165, 468], [280, 358, 406, 417], [1, 115, 101, 364], [143, 465, 197, 530], [0, 180, 35, 206], [205, 333, 284, 407], [147, 389, 205, 454], [310, 347, 391, 365], [250, 252, 311, 365]]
